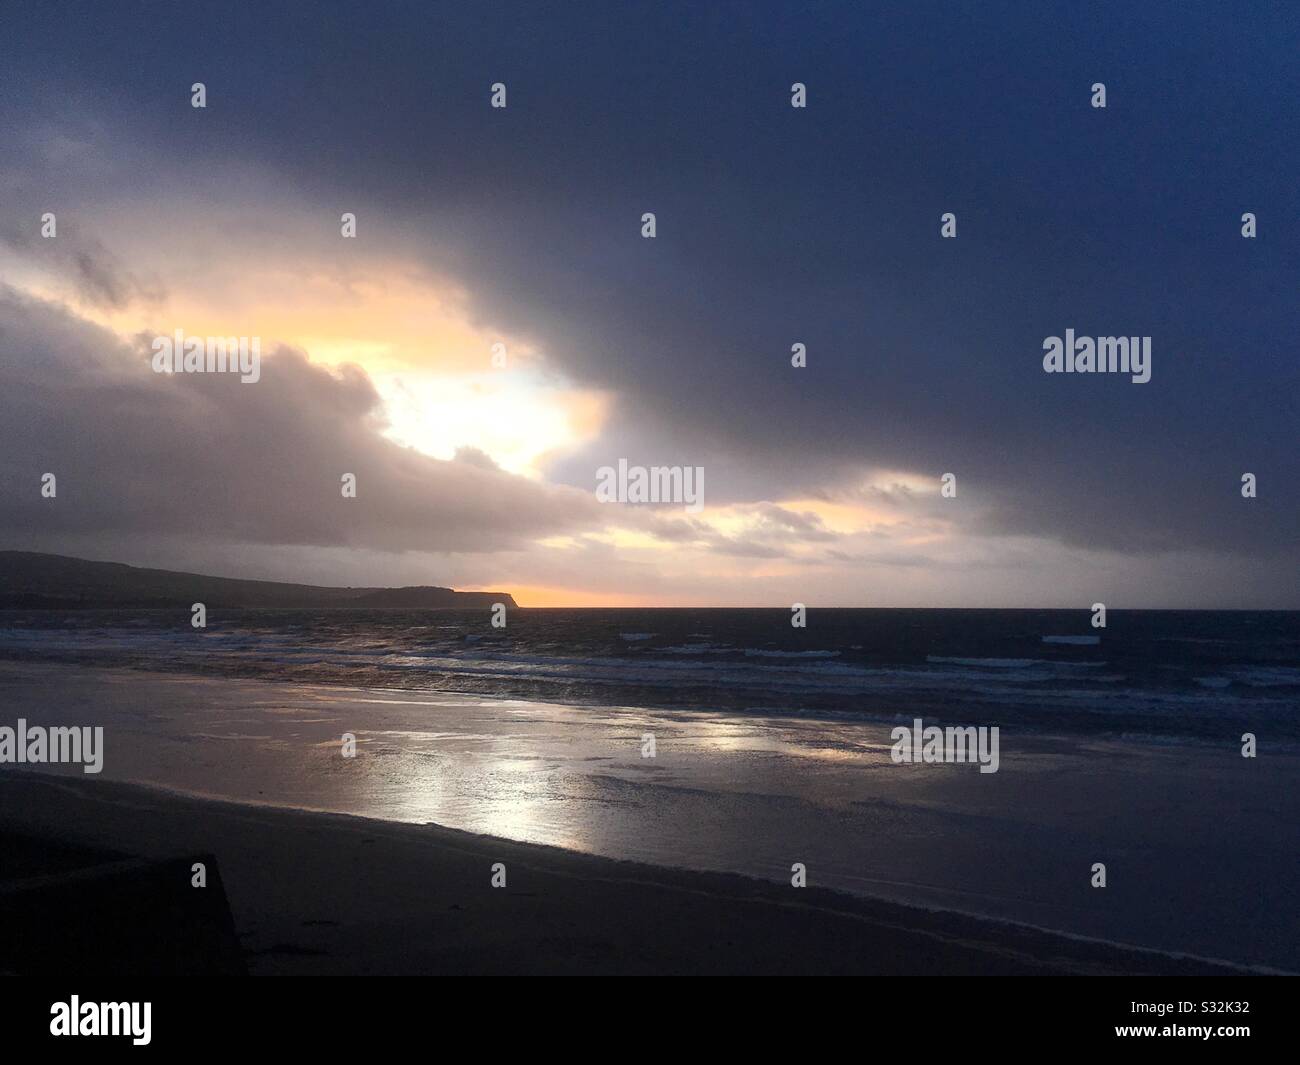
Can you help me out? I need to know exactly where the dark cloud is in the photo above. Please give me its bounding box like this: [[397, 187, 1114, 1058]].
[[1, 226, 164, 310], [0, 289, 605, 553], [0, 1, 1297, 598], [451, 446, 502, 471], [636, 503, 842, 559]]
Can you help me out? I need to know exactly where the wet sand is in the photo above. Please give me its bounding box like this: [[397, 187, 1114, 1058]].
[[0, 661, 1296, 971]]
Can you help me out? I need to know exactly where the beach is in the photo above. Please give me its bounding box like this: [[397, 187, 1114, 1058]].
[[1, 660, 1295, 973], [0, 773, 1259, 976]]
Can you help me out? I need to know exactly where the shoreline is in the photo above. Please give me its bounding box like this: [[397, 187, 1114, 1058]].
[[0, 773, 1267, 976], [2, 659, 1297, 971], [0, 651, 1283, 753]]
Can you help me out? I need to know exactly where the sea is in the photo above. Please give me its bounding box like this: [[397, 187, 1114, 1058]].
[[0, 607, 1296, 745]]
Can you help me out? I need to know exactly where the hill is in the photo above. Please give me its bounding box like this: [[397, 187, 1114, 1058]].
[[0, 552, 517, 610]]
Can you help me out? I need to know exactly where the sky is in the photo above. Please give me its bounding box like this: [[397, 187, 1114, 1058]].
[[0, 1, 1296, 607]]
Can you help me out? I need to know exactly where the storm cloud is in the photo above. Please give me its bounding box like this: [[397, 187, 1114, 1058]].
[[1, 1, 1296, 602], [0, 289, 605, 553]]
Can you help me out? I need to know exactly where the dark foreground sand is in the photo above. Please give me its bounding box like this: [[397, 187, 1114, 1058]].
[[0, 773, 1254, 975]]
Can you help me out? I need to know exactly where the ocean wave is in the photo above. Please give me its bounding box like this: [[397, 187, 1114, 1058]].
[[1227, 666, 1300, 687], [3, 611, 1297, 745], [926, 656, 1106, 669], [742, 648, 840, 659]]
